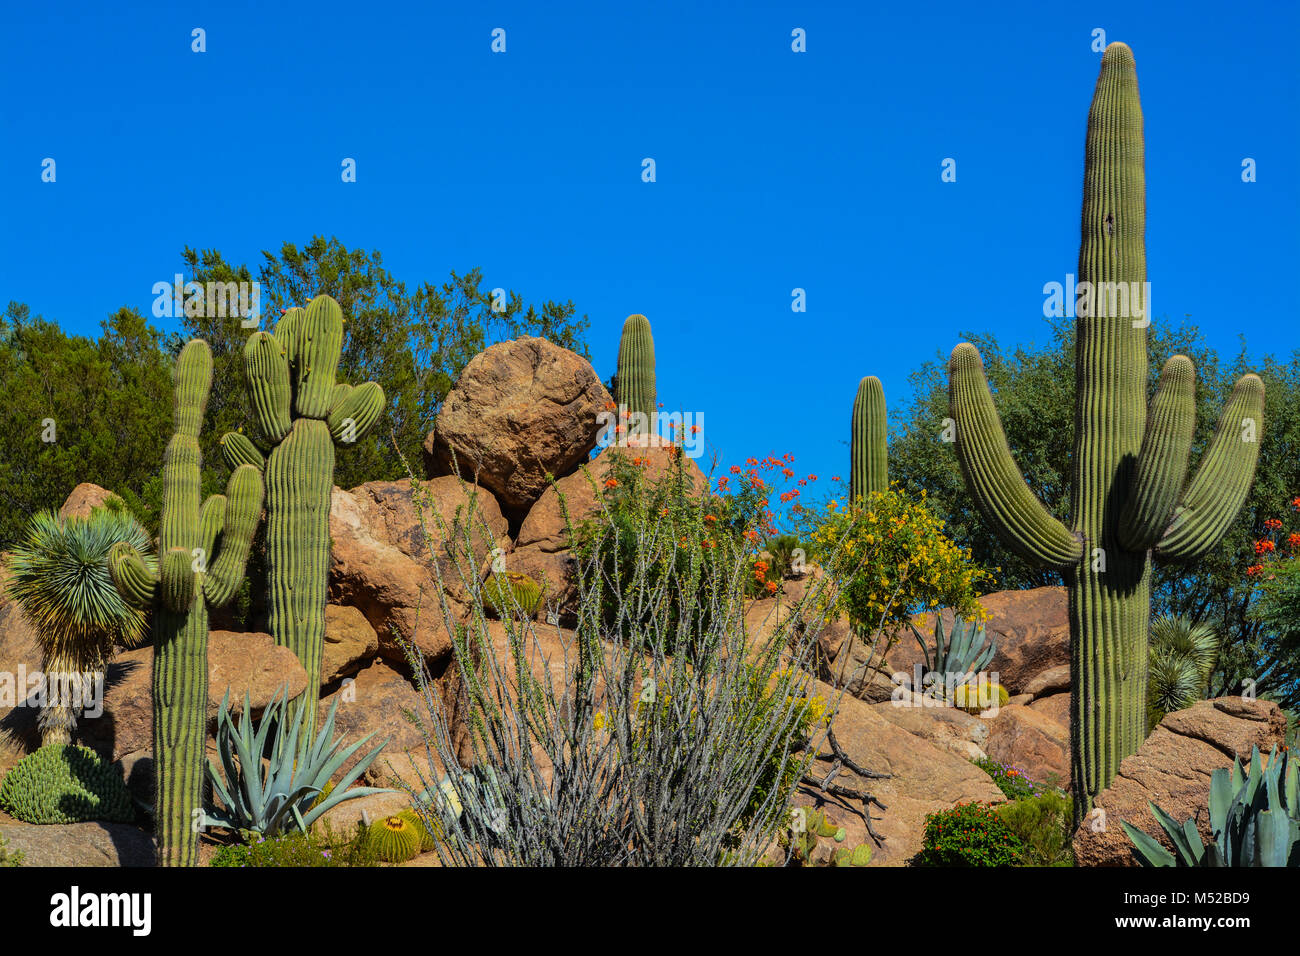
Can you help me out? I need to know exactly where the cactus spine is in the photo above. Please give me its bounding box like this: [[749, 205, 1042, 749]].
[[222, 295, 385, 734], [107, 340, 264, 866], [946, 43, 1264, 825], [850, 375, 887, 503], [615, 314, 656, 437]]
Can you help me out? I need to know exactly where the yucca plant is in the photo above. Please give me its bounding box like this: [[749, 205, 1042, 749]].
[[1123, 745, 1299, 867], [5, 502, 155, 745], [204, 684, 393, 839], [908, 612, 996, 692], [1147, 615, 1220, 731]]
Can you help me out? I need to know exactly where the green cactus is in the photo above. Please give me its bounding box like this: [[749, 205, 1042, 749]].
[[481, 571, 544, 620], [221, 295, 385, 734], [946, 43, 1264, 825], [615, 313, 656, 437], [367, 814, 422, 863], [850, 375, 887, 504], [106, 340, 264, 866], [0, 744, 133, 824], [831, 843, 873, 867], [398, 807, 439, 851]]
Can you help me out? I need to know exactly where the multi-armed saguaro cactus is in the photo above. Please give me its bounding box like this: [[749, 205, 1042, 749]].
[[849, 375, 887, 503], [615, 313, 656, 437], [107, 340, 264, 866], [220, 295, 384, 733], [947, 43, 1264, 824]]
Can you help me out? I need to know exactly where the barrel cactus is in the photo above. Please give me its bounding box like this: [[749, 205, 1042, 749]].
[[0, 744, 133, 825], [481, 571, 543, 620], [398, 807, 439, 851], [107, 340, 265, 866], [849, 375, 887, 504], [946, 43, 1263, 824], [367, 814, 422, 862], [221, 295, 385, 734], [615, 313, 656, 438]]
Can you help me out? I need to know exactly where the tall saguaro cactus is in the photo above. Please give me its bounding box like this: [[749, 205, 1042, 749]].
[[107, 340, 264, 866], [947, 43, 1264, 824], [850, 375, 887, 503], [615, 313, 656, 434], [222, 295, 385, 733]]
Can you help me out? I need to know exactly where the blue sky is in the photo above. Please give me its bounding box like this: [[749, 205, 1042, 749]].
[[2, 0, 1296, 514]]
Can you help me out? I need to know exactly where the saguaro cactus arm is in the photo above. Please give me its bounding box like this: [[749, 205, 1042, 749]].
[[328, 380, 385, 446], [203, 464, 265, 607], [108, 542, 158, 608], [220, 430, 266, 472], [1117, 355, 1197, 551], [243, 332, 293, 442], [948, 342, 1083, 569], [1154, 374, 1265, 563], [849, 376, 887, 502]]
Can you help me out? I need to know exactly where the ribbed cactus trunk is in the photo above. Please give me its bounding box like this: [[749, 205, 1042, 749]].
[[616, 314, 656, 437], [850, 375, 887, 503], [108, 339, 264, 866], [1067, 41, 1151, 817], [265, 419, 334, 721], [946, 42, 1264, 829], [225, 295, 385, 737], [151, 604, 208, 867]]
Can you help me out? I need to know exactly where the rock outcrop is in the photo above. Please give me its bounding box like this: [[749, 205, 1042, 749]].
[[1071, 697, 1288, 866], [422, 337, 612, 524]]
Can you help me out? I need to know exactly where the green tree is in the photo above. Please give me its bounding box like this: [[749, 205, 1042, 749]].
[[890, 315, 1300, 708], [177, 236, 590, 492], [0, 303, 172, 548]]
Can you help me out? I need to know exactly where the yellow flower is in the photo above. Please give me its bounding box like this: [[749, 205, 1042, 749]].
[[593, 711, 606, 730]]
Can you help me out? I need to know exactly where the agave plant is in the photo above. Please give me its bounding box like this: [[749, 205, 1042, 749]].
[[205, 685, 392, 838], [1122, 745, 1300, 867], [909, 612, 996, 689], [5, 503, 155, 745], [1147, 615, 1220, 731]]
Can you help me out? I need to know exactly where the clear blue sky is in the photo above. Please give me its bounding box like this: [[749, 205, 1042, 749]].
[[2, 1, 1296, 512]]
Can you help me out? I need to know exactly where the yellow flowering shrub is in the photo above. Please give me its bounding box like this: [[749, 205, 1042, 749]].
[[796, 484, 991, 634]]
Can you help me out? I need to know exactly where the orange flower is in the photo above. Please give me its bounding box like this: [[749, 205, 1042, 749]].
[[1288, 533, 1300, 549], [831, 475, 841, 482], [1254, 539, 1276, 555], [690, 424, 700, 434], [729, 465, 742, 475], [604, 478, 618, 489], [704, 514, 717, 523], [660, 507, 670, 517], [1264, 518, 1283, 531], [1246, 564, 1265, 576], [765, 581, 778, 595], [782, 468, 794, 479]]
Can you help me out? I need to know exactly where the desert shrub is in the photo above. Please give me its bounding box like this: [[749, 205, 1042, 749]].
[[0, 744, 133, 824], [570, 448, 774, 649], [973, 758, 1053, 801], [745, 533, 811, 597], [995, 789, 1074, 866], [209, 823, 379, 867], [914, 801, 1028, 867], [794, 485, 991, 636], [398, 454, 849, 866], [5, 503, 154, 745]]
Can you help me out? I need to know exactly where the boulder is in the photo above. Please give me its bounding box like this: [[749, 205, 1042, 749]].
[[78, 631, 308, 761], [0, 819, 155, 866], [0, 602, 42, 751], [982, 703, 1070, 788], [317, 659, 431, 785], [870, 699, 990, 762], [1071, 697, 1288, 867], [323, 604, 380, 683], [329, 477, 508, 666], [1023, 664, 1071, 698], [58, 483, 118, 519], [799, 680, 1006, 865], [423, 337, 612, 524], [885, 586, 1068, 697], [1028, 690, 1071, 729]]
